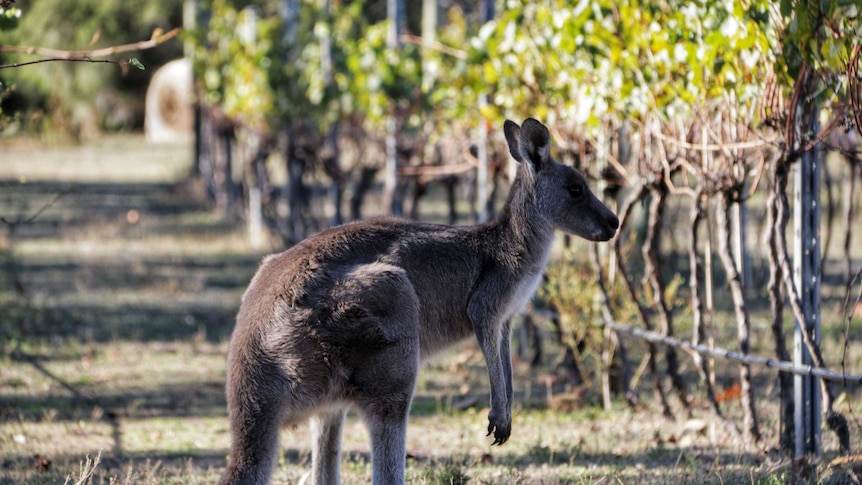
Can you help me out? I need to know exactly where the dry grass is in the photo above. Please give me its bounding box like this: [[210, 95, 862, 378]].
[[1, 135, 861, 484], [0, 338, 806, 484]]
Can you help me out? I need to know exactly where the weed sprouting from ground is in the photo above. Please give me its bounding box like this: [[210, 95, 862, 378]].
[[63, 451, 100, 485], [416, 459, 471, 485]]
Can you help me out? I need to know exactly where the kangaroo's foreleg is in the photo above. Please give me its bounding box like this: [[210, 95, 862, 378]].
[[468, 289, 513, 445], [501, 318, 515, 408], [309, 410, 346, 485]]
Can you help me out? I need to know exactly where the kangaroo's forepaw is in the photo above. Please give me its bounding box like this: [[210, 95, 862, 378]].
[[486, 413, 511, 445]]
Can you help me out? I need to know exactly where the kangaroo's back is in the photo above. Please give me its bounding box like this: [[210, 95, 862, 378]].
[[238, 217, 488, 357]]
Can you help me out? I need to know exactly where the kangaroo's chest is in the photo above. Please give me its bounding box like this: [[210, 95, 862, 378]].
[[500, 245, 552, 323], [501, 271, 542, 323]]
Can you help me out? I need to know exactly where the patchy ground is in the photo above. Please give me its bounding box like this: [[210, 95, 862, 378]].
[[1, 135, 861, 484]]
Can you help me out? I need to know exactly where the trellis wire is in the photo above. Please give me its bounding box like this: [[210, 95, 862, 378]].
[[526, 308, 862, 384], [605, 319, 862, 385]]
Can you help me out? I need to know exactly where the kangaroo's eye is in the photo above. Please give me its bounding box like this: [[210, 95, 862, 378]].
[[568, 185, 584, 198]]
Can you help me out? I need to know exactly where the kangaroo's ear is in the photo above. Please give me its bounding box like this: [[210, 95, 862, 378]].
[[503, 120, 524, 164], [519, 118, 551, 171]]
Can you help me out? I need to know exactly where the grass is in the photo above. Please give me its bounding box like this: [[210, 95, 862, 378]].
[[1, 134, 862, 484]]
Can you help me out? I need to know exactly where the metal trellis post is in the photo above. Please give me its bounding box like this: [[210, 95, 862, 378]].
[[475, 0, 495, 224], [384, 0, 404, 217], [793, 108, 822, 457]]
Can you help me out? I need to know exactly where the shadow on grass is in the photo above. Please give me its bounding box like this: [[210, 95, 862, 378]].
[[1, 179, 263, 345], [1, 177, 248, 479], [0, 373, 227, 422], [0, 449, 230, 485]]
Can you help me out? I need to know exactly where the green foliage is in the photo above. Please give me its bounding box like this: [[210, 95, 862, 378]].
[[192, 0, 282, 128], [539, 255, 604, 351], [4, 0, 859, 141], [129, 57, 145, 71], [0, 2, 20, 31], [776, 0, 861, 103], [295, 1, 398, 127], [447, 0, 778, 131], [192, 0, 856, 147], [193, 0, 434, 136], [281, 2, 380, 127], [538, 250, 637, 363]]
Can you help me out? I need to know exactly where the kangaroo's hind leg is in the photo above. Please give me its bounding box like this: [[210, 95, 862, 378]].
[[309, 409, 346, 485], [351, 331, 418, 485], [333, 263, 421, 485], [220, 354, 289, 485], [360, 393, 414, 485]]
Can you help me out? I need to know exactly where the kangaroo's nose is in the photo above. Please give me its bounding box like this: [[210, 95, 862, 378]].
[[600, 214, 620, 240]]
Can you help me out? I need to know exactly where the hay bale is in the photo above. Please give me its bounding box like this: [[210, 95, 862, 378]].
[[145, 58, 193, 143]]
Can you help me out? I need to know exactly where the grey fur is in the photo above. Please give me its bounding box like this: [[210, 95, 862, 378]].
[[220, 118, 620, 485]]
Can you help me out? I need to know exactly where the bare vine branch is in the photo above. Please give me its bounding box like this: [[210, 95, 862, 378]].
[[0, 27, 180, 59], [641, 183, 690, 413], [0, 57, 120, 70], [766, 164, 794, 452], [688, 190, 721, 412], [590, 243, 638, 407], [613, 182, 674, 418], [398, 33, 467, 60], [716, 191, 761, 445], [848, 44, 862, 136]]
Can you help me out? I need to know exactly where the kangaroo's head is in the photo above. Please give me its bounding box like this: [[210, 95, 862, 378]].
[[504, 118, 619, 242]]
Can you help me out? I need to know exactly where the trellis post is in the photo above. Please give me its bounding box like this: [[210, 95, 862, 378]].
[[792, 107, 822, 456], [384, 0, 405, 216], [475, 0, 495, 223]]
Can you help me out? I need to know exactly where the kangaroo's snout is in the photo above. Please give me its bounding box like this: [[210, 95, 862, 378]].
[[579, 191, 620, 242], [597, 212, 620, 241], [585, 217, 618, 242]]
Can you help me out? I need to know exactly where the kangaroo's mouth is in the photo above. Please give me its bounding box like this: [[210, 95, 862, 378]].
[[587, 228, 618, 242], [587, 216, 620, 242], [565, 218, 619, 242]]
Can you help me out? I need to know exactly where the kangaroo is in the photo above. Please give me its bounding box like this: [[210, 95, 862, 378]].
[[220, 118, 620, 485]]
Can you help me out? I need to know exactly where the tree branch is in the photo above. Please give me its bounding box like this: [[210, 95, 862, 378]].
[[0, 57, 118, 70], [0, 27, 180, 70], [0, 27, 180, 58]]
